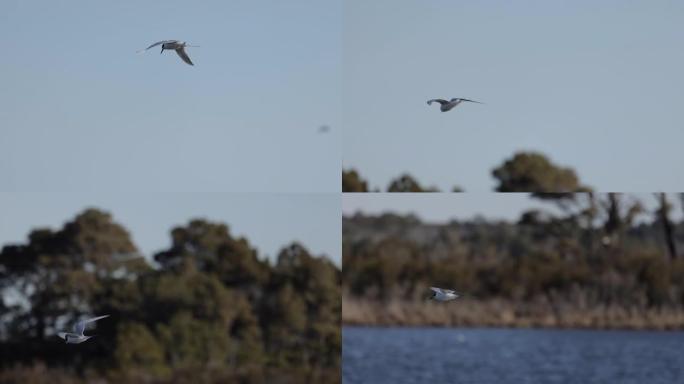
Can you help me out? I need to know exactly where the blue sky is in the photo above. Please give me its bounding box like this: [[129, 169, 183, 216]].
[[0, 193, 341, 265], [343, 0, 684, 192], [0, 0, 340, 192]]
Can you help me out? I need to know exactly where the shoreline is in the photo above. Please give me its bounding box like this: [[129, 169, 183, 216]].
[[343, 323, 684, 332], [342, 296, 684, 331]]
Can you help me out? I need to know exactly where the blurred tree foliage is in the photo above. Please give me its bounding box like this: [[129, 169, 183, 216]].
[[342, 169, 369, 192], [656, 193, 678, 260], [0, 209, 340, 384], [342, 170, 464, 193], [386, 174, 440, 192], [342, 150, 588, 193], [492, 151, 591, 195], [343, 194, 684, 309]]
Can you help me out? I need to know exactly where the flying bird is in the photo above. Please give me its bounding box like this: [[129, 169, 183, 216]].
[[427, 98, 483, 112], [138, 40, 198, 66], [318, 125, 331, 133], [57, 315, 110, 344], [429, 287, 461, 302]]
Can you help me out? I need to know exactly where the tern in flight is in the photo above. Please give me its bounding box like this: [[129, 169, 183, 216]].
[[57, 315, 109, 344], [138, 40, 198, 66], [427, 98, 483, 112], [429, 287, 461, 302]]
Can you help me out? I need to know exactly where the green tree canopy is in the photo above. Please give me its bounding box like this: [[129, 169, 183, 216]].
[[264, 243, 341, 370], [342, 169, 369, 192], [343, 202, 684, 310], [0, 208, 143, 342], [154, 219, 269, 289], [387, 174, 439, 192], [492, 151, 591, 196], [0, 209, 340, 383]]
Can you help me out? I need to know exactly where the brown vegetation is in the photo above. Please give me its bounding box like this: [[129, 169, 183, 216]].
[[343, 194, 684, 330]]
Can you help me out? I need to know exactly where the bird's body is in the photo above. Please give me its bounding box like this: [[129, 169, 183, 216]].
[[58, 332, 94, 344], [427, 98, 483, 112], [159, 40, 184, 51], [57, 315, 109, 344], [429, 287, 461, 302], [139, 40, 197, 66]]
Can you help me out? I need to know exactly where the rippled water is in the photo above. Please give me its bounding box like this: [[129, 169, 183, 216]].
[[343, 326, 684, 384]]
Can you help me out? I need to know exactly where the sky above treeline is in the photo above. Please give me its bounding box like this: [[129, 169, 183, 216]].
[[343, 0, 684, 192]]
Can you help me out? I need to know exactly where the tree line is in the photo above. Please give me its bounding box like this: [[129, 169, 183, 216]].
[[343, 193, 684, 314], [343, 151, 586, 192], [0, 209, 340, 384]]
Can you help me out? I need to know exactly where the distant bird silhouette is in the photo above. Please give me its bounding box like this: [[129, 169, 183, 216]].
[[429, 287, 461, 302], [57, 315, 109, 344], [427, 98, 483, 112], [138, 40, 198, 66], [318, 125, 331, 133]]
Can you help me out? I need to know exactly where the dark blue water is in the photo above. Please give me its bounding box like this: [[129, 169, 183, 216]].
[[343, 326, 684, 384]]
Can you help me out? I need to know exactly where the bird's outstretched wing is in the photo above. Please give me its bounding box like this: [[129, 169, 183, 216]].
[[73, 315, 110, 335], [457, 98, 484, 104], [427, 99, 448, 106], [142, 40, 177, 50], [175, 47, 194, 65], [429, 287, 444, 294], [57, 332, 68, 340]]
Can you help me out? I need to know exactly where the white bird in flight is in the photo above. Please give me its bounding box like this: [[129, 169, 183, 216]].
[[429, 287, 461, 302], [57, 315, 110, 344], [427, 98, 483, 112], [138, 40, 198, 66]]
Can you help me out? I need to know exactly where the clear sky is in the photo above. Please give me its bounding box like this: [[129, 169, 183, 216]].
[[343, 193, 683, 224], [0, 193, 341, 265], [0, 0, 340, 192], [343, 0, 684, 192]]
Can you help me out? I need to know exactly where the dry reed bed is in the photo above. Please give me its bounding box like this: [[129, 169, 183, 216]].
[[343, 296, 684, 330]]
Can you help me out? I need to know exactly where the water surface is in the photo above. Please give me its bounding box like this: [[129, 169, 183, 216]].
[[343, 326, 684, 384]]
